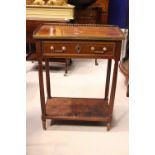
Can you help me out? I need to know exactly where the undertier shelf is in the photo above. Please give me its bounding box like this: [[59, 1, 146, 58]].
[[46, 97, 109, 121]]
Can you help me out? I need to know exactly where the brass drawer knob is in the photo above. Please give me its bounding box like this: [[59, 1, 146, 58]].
[[103, 47, 107, 51], [50, 46, 54, 50], [62, 46, 66, 51], [91, 46, 95, 51]]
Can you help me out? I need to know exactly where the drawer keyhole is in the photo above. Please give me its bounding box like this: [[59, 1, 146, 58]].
[[76, 44, 81, 54]]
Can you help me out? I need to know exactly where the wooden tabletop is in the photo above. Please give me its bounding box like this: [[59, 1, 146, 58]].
[[33, 23, 125, 41]]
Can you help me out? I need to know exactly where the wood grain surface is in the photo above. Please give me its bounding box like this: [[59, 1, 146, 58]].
[[46, 97, 109, 121], [33, 23, 124, 40]]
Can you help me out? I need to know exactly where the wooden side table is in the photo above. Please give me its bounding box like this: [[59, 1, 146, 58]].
[[33, 23, 124, 131]]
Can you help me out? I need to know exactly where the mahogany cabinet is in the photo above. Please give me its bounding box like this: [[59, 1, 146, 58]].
[[71, 0, 109, 24]]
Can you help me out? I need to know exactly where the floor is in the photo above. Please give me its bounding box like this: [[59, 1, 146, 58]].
[[26, 59, 129, 155]]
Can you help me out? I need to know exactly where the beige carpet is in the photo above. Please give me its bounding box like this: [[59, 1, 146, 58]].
[[26, 59, 129, 155]]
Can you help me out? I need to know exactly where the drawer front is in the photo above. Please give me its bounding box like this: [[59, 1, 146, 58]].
[[42, 41, 115, 58]]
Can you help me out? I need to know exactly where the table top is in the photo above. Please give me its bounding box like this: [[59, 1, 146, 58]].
[[33, 23, 125, 41]]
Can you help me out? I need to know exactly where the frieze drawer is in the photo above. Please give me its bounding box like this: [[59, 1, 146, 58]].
[[42, 41, 115, 58]]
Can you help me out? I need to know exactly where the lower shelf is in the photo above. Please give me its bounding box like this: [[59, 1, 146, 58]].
[[46, 97, 109, 121]]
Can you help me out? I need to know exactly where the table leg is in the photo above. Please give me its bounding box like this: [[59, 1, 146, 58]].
[[38, 59, 46, 130], [45, 59, 51, 99], [64, 59, 68, 76], [107, 60, 119, 130], [42, 116, 46, 130], [127, 84, 129, 97], [106, 122, 111, 131], [95, 59, 99, 65], [69, 59, 72, 66], [36, 41, 47, 130], [104, 59, 112, 100]]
